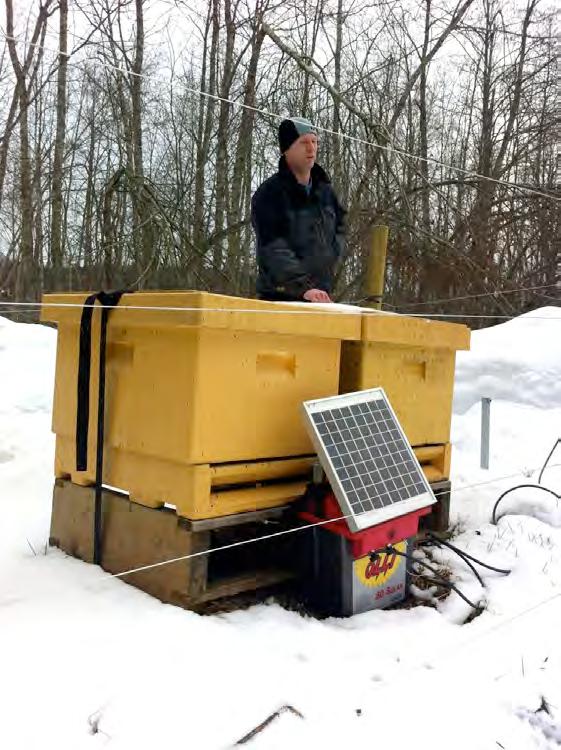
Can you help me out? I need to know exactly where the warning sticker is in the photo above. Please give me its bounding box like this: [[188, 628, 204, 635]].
[[353, 541, 406, 587], [352, 540, 408, 613]]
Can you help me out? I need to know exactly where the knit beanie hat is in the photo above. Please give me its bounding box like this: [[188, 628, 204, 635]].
[[278, 117, 317, 153]]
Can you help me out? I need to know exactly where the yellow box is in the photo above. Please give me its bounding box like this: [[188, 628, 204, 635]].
[[42, 292, 362, 516], [340, 314, 470, 447]]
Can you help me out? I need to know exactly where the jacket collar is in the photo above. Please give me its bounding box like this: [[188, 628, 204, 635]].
[[278, 155, 330, 191]]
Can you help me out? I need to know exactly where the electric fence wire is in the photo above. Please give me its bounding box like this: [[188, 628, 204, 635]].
[[92, 460, 561, 582], [0, 298, 561, 321], [1, 30, 560, 205]]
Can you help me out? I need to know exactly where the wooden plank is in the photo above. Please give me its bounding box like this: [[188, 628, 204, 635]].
[[50, 479, 197, 607], [50, 477, 95, 561], [180, 504, 291, 532], [50, 480, 298, 610], [186, 530, 211, 600], [197, 569, 294, 603], [421, 479, 451, 533]]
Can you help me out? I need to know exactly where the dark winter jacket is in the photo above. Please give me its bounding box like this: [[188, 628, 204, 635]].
[[251, 157, 345, 301]]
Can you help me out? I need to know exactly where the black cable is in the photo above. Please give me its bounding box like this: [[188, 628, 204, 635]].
[[410, 572, 461, 597], [377, 546, 442, 579], [380, 546, 480, 610], [538, 439, 561, 485], [426, 536, 484, 586], [427, 532, 511, 577], [491, 484, 560, 525], [489, 441, 561, 528]]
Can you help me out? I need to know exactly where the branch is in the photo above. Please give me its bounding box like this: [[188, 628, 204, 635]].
[[388, 0, 477, 131], [235, 705, 304, 745], [262, 22, 387, 143]]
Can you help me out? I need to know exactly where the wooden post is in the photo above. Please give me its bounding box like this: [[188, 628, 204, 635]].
[[364, 225, 389, 309]]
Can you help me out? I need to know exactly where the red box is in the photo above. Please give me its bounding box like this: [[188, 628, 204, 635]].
[[299, 491, 431, 560]]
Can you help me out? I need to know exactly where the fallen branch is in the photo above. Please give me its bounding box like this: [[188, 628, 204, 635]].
[[235, 704, 304, 745]]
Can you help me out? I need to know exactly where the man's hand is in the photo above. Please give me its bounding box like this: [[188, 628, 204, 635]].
[[303, 288, 332, 303]]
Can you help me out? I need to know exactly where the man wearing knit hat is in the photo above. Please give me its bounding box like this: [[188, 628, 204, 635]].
[[251, 117, 345, 302]]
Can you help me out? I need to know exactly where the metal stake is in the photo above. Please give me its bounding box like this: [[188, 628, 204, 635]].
[[480, 397, 492, 470]]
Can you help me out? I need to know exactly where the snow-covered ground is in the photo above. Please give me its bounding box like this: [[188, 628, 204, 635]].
[[1, 307, 560, 749]]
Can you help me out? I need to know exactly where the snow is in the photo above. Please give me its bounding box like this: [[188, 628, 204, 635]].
[[453, 307, 561, 413], [1, 306, 561, 749]]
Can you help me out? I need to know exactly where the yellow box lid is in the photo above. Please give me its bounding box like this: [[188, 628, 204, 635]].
[[41, 291, 363, 341], [360, 311, 471, 350]]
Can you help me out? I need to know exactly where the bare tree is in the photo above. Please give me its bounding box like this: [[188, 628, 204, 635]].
[[5, 0, 56, 301], [50, 0, 68, 282], [0, 0, 557, 322]]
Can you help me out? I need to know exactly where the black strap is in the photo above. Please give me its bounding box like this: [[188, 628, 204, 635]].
[[75, 290, 127, 564], [76, 293, 98, 472]]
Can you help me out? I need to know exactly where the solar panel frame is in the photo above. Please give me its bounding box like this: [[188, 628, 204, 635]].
[[303, 387, 436, 532]]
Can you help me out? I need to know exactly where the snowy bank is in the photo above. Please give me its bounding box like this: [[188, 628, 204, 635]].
[[0, 307, 560, 750]]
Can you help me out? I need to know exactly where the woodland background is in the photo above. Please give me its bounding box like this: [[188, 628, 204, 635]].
[[0, 0, 559, 322]]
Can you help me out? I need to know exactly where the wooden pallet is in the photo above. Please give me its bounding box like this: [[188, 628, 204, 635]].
[[50, 479, 297, 610], [419, 478, 451, 533], [49, 474, 453, 611]]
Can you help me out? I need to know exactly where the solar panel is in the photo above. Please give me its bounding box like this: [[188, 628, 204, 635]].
[[303, 388, 436, 532]]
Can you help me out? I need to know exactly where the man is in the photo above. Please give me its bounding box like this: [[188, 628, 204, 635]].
[[251, 117, 345, 302]]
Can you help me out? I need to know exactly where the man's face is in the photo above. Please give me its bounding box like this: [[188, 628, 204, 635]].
[[285, 132, 318, 173]]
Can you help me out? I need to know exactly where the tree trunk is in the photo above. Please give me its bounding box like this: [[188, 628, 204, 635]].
[[50, 0, 68, 286], [5, 0, 52, 302], [130, 0, 153, 277], [331, 0, 344, 189], [193, 0, 219, 251], [213, 0, 236, 274], [226, 17, 265, 284], [0, 0, 54, 213]]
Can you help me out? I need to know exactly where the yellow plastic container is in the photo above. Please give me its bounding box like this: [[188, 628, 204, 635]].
[[340, 313, 470, 448], [42, 292, 362, 517]]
